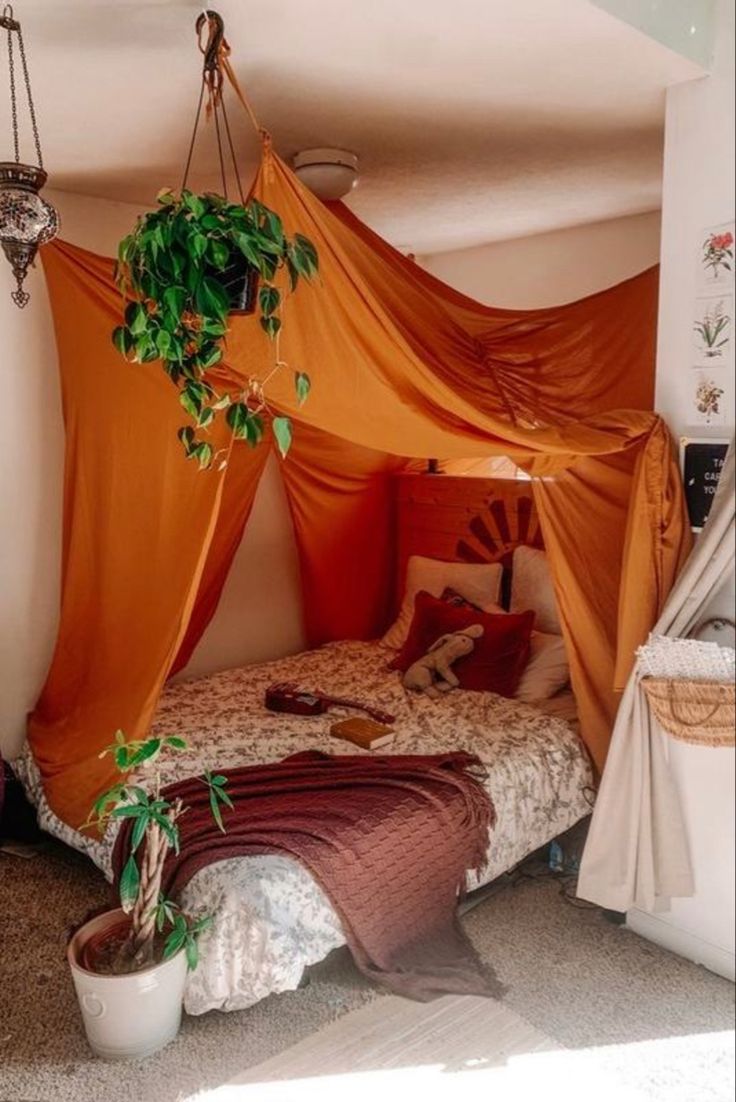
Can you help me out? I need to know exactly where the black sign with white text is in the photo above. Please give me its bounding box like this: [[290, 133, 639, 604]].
[[682, 440, 730, 531]]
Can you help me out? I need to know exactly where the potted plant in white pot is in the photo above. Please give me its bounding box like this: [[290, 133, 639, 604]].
[[67, 732, 231, 1060]]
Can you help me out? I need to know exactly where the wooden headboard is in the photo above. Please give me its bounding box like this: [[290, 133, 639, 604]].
[[395, 474, 543, 607]]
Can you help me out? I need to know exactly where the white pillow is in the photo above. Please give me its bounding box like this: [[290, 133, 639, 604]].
[[383, 556, 503, 650], [516, 631, 570, 703], [510, 546, 561, 636]]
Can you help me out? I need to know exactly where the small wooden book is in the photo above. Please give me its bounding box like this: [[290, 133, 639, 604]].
[[330, 717, 395, 751]]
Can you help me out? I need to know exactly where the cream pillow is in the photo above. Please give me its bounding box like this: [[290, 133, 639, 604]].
[[481, 602, 570, 702], [516, 631, 570, 703], [510, 546, 561, 636], [383, 556, 503, 650]]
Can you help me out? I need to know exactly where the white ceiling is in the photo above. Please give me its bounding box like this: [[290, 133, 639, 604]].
[[2, 0, 702, 253]]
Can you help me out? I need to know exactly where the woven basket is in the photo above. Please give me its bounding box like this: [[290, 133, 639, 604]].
[[642, 677, 735, 746]]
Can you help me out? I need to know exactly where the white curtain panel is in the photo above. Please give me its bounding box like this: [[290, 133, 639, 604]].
[[578, 438, 735, 913]]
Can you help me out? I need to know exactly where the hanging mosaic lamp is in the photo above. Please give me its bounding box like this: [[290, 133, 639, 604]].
[[0, 4, 58, 307]]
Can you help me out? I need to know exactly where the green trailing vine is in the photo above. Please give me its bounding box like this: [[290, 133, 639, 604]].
[[112, 189, 318, 469]]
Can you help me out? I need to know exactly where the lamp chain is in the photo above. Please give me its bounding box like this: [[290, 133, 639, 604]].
[[2, 6, 44, 168]]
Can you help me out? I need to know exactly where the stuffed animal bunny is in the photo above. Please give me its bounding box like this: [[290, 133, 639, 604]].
[[402, 624, 484, 698]]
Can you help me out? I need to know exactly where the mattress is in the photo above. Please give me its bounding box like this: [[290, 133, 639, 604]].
[[16, 640, 594, 1014]]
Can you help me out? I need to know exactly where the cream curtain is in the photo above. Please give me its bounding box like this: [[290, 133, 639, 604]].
[[578, 438, 736, 913]]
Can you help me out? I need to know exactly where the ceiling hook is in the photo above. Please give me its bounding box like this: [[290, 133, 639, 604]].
[[1, 5, 20, 31], [195, 9, 226, 76]]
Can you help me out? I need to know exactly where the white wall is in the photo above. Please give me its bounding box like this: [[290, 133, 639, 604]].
[[421, 209, 662, 306], [0, 187, 138, 764], [0, 189, 303, 761], [627, 0, 735, 981]]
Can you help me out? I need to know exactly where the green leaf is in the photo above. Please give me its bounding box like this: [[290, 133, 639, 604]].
[[260, 315, 281, 340], [129, 738, 162, 767], [295, 371, 310, 406], [236, 233, 264, 269], [196, 276, 230, 321], [162, 285, 187, 320], [155, 328, 172, 358], [126, 301, 149, 337], [183, 192, 206, 219], [198, 407, 214, 429], [212, 393, 232, 411], [209, 788, 225, 833], [258, 285, 280, 317], [165, 736, 187, 750], [210, 775, 227, 786], [245, 414, 264, 446], [185, 937, 199, 971], [208, 239, 230, 270], [178, 426, 195, 455], [294, 233, 319, 275], [191, 232, 208, 260], [198, 343, 224, 370], [272, 416, 293, 459], [115, 746, 132, 770], [119, 855, 140, 914], [217, 788, 234, 810], [226, 402, 251, 440], [194, 441, 214, 470], [180, 383, 204, 419], [163, 926, 186, 960], [263, 209, 284, 247], [112, 326, 133, 358], [110, 804, 145, 819], [156, 188, 176, 206], [131, 809, 149, 853]]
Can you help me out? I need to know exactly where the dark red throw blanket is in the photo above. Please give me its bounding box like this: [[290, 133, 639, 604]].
[[112, 751, 501, 1000]]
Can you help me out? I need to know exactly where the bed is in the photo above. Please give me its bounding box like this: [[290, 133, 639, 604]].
[[16, 637, 593, 1015]]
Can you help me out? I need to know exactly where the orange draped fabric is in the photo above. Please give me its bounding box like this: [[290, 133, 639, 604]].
[[31, 141, 690, 830]]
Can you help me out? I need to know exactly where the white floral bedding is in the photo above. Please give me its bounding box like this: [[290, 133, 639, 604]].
[[15, 640, 594, 1014]]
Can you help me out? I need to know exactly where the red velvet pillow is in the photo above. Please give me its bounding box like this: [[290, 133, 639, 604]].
[[391, 590, 535, 698]]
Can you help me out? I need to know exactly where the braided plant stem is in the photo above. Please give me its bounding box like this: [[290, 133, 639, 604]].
[[125, 798, 183, 969]]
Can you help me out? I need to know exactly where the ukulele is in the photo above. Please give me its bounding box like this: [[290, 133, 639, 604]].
[[265, 682, 395, 726]]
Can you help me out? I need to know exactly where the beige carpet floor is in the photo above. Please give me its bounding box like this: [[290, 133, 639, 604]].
[[0, 839, 733, 1102]]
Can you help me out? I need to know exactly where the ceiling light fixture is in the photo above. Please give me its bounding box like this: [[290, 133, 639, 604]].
[[293, 148, 358, 201], [0, 4, 59, 307]]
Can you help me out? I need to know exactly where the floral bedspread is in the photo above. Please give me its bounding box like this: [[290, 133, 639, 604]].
[[15, 640, 593, 1014]]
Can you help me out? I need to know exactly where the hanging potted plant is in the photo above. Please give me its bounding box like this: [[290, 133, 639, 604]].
[[111, 10, 319, 469], [113, 190, 318, 469], [67, 732, 231, 1060]]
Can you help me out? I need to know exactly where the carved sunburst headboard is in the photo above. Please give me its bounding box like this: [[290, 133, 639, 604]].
[[394, 474, 544, 608]]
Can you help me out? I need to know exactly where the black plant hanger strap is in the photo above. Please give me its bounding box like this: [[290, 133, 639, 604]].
[[181, 9, 268, 203]]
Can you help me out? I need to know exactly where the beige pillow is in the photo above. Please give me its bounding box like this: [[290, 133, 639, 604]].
[[482, 602, 570, 702], [383, 556, 503, 650], [510, 546, 561, 636], [516, 631, 570, 702]]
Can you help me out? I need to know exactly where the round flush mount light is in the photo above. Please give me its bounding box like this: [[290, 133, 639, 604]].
[[293, 148, 358, 200]]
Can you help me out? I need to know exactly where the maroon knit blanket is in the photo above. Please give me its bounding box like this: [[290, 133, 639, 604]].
[[112, 751, 501, 1000]]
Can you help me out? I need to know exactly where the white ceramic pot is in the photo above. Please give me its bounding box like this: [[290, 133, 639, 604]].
[[67, 908, 188, 1060]]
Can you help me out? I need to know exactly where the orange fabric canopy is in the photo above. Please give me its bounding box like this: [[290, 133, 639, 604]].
[[31, 141, 690, 830]]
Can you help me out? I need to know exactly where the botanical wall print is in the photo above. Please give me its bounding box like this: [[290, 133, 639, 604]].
[[692, 294, 733, 366], [698, 222, 735, 290], [692, 372, 726, 425]]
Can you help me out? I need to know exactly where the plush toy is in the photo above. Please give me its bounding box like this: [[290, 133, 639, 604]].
[[402, 624, 484, 698]]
